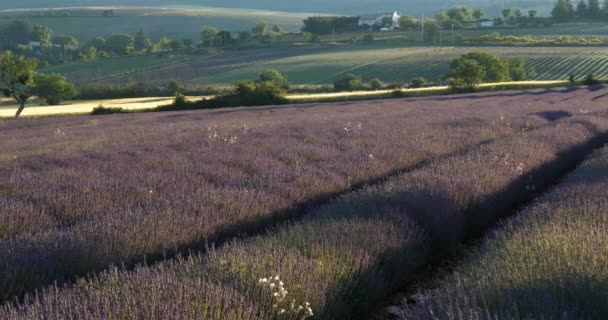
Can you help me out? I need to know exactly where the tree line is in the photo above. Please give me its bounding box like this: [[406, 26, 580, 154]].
[[552, 0, 608, 22]]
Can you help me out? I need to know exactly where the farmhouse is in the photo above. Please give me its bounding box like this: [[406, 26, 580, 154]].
[[476, 19, 495, 27], [358, 12, 401, 30]]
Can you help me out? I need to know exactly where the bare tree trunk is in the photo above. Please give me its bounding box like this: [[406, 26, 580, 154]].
[[15, 101, 26, 119]]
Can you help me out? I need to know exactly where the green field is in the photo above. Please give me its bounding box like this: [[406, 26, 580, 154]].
[[0, 6, 313, 42], [46, 45, 608, 86], [210, 46, 608, 84]]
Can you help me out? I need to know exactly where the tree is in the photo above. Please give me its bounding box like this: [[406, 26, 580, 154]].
[[502, 9, 512, 19], [514, 8, 523, 18], [0, 51, 38, 118], [31, 25, 53, 45], [370, 78, 384, 90], [252, 21, 269, 40], [166, 80, 183, 95], [200, 26, 218, 47], [529, 10, 539, 18], [333, 73, 364, 91], [134, 27, 152, 52], [79, 45, 97, 61], [588, 0, 601, 18], [576, 0, 589, 17], [507, 57, 530, 81], [89, 36, 106, 50], [214, 31, 233, 47], [447, 58, 486, 90], [399, 15, 419, 29], [0, 20, 33, 48], [455, 52, 510, 82], [423, 18, 440, 43], [169, 40, 186, 51], [105, 34, 135, 55], [258, 69, 289, 91], [472, 9, 484, 20], [552, 0, 574, 22], [52, 35, 79, 51], [34, 73, 77, 105]]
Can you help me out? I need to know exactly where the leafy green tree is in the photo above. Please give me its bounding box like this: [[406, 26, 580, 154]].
[[588, 0, 601, 18], [258, 69, 289, 91], [169, 40, 185, 51], [457, 52, 511, 82], [134, 27, 152, 52], [32, 25, 53, 45], [252, 21, 269, 40], [0, 20, 33, 48], [214, 31, 233, 47], [79, 45, 97, 61], [181, 39, 193, 49], [270, 25, 285, 41], [502, 9, 512, 19], [576, 0, 589, 17], [423, 18, 440, 43], [514, 8, 523, 18], [370, 78, 384, 90], [552, 0, 574, 22], [0, 51, 38, 118], [200, 26, 218, 47], [399, 15, 419, 29], [472, 9, 484, 20], [507, 57, 530, 81], [33, 73, 77, 105], [446, 7, 471, 23], [447, 58, 486, 90], [52, 35, 79, 50], [155, 37, 172, 51], [89, 36, 106, 50], [529, 10, 539, 18], [333, 73, 364, 91], [105, 34, 135, 55], [166, 80, 183, 95]]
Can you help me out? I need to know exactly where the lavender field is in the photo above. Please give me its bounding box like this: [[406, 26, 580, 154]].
[[408, 141, 608, 319], [2, 86, 608, 319]]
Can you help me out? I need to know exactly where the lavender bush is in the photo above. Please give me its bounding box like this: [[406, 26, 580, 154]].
[[3, 87, 608, 319], [2, 88, 602, 300]]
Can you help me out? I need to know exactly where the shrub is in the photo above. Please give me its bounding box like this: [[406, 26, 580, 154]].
[[410, 77, 431, 88], [447, 58, 486, 91], [583, 74, 601, 86], [34, 73, 77, 105], [369, 78, 384, 90], [91, 105, 125, 115], [334, 73, 364, 92]]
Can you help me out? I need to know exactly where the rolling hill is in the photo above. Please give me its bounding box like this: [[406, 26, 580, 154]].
[[0, 0, 554, 16]]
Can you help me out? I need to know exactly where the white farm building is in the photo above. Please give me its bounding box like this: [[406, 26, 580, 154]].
[[358, 12, 401, 30]]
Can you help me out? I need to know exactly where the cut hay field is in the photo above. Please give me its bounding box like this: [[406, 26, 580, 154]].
[[0, 6, 312, 42], [47, 46, 608, 87], [0, 96, 207, 118], [2, 85, 608, 319]]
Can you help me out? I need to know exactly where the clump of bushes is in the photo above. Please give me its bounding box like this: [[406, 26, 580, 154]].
[[91, 105, 126, 115], [34, 73, 78, 105], [333, 73, 365, 91], [159, 69, 289, 111], [78, 81, 220, 100], [583, 74, 602, 86], [446, 51, 535, 92]]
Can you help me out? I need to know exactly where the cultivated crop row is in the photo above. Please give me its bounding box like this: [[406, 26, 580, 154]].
[[2, 89, 587, 300], [3, 108, 608, 319], [407, 143, 608, 319]]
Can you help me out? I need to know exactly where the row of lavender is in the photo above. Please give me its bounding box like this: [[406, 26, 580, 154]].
[[0, 89, 592, 300], [405, 135, 608, 319], [3, 109, 608, 318]]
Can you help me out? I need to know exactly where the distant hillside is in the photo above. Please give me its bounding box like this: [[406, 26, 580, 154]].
[[0, 0, 553, 16]]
